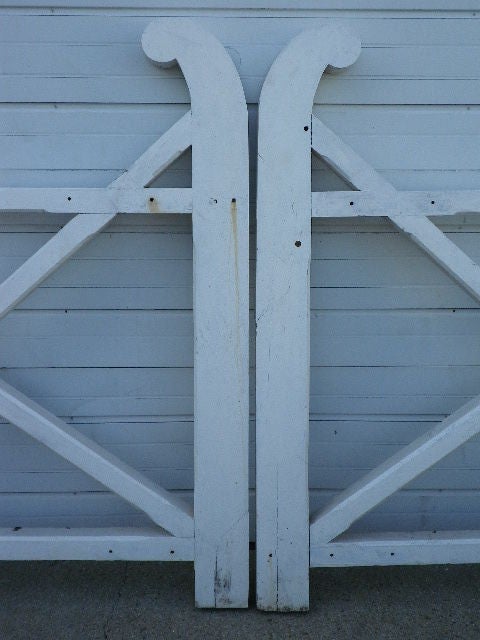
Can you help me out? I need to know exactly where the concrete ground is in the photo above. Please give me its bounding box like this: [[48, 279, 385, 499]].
[[0, 560, 479, 639]]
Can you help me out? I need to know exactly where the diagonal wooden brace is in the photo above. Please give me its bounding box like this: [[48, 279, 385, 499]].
[[310, 394, 480, 543], [0, 112, 192, 322], [311, 115, 480, 304], [0, 378, 194, 537], [310, 114, 480, 543]]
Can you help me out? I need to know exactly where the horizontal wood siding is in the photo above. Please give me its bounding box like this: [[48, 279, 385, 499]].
[[1, 4, 480, 534]]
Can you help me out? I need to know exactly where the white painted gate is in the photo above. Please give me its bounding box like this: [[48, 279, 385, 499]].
[[256, 27, 480, 611], [0, 19, 250, 609]]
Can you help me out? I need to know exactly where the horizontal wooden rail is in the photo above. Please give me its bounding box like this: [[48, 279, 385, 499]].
[[311, 531, 480, 567], [0, 528, 193, 561], [312, 190, 480, 218], [0, 187, 192, 215]]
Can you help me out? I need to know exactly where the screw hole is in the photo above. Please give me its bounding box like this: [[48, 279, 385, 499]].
[[149, 197, 154, 202], [295, 240, 302, 247], [108, 549, 113, 554], [304, 126, 309, 132], [431, 200, 435, 205], [390, 552, 395, 556], [349, 201, 354, 206], [231, 198, 236, 203], [67, 196, 71, 201], [268, 553, 272, 558], [170, 550, 175, 554], [329, 553, 334, 558]]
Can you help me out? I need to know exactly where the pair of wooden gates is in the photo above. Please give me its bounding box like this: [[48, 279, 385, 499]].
[[2, 18, 480, 611]]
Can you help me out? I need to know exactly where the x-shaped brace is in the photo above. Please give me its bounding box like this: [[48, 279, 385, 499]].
[[256, 25, 480, 612]]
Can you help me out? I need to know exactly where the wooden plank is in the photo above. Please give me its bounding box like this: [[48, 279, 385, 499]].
[[0, 230, 195, 260], [10, 314, 480, 367], [6, 132, 480, 173], [7, 42, 480, 82], [312, 190, 480, 218], [2, 3, 480, 14], [312, 116, 393, 191], [143, 19, 250, 608], [2, 489, 480, 532], [8, 363, 480, 417], [311, 531, 480, 568], [9, 132, 480, 173], [112, 111, 191, 188], [255, 26, 360, 611], [306, 55, 480, 570], [0, 378, 194, 537], [0, 188, 192, 215], [311, 115, 480, 305], [0, 104, 194, 322], [5, 75, 480, 106], [5, 167, 480, 193], [0, 213, 116, 321], [6, 279, 475, 312], [390, 215, 480, 305], [3, 488, 480, 533], [0, 527, 193, 561], [310, 393, 480, 544], [3, 15, 480, 49]]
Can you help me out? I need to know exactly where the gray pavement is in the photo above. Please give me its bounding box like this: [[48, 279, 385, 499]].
[[0, 559, 479, 639]]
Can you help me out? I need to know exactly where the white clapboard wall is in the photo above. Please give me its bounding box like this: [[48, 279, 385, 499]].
[[1, 1, 480, 533]]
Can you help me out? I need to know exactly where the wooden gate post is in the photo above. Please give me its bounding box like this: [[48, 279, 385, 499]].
[[143, 20, 250, 608], [255, 27, 360, 611]]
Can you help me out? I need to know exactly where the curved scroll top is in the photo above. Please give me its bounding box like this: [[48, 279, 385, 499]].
[[141, 19, 246, 105], [259, 26, 360, 118]]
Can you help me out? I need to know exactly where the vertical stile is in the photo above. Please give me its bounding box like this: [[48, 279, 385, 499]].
[[255, 27, 360, 611], [143, 20, 250, 608]]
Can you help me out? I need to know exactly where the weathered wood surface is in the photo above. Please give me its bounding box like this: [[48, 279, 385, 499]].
[[0, 97, 194, 321], [311, 530, 480, 568], [311, 116, 480, 305], [0, 527, 194, 561], [312, 191, 480, 218], [0, 214, 116, 320], [256, 26, 360, 611], [3, 3, 480, 603], [0, 378, 194, 537], [3, 12, 480, 105], [0, 16, 249, 610], [0, 188, 192, 215], [143, 19, 250, 608], [255, 19, 480, 610], [310, 394, 480, 544], [309, 102, 480, 553]]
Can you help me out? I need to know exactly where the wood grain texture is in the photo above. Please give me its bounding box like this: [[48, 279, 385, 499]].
[[0, 527, 194, 561], [0, 378, 194, 536], [310, 394, 480, 543], [143, 19, 250, 608], [3, 5, 480, 606], [256, 26, 360, 611], [311, 530, 480, 568]]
